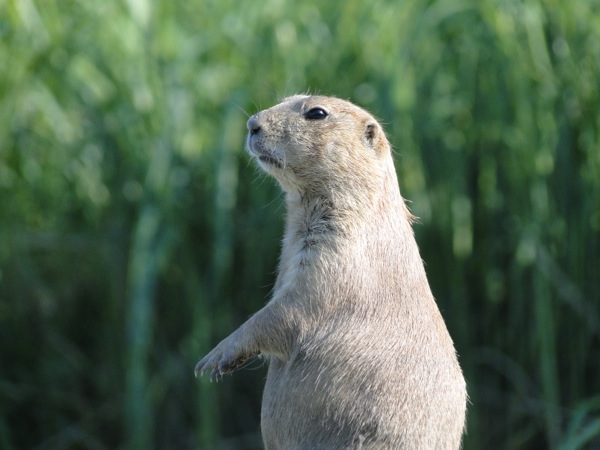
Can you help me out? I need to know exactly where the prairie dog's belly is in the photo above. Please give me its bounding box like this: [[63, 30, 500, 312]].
[[260, 331, 466, 450]]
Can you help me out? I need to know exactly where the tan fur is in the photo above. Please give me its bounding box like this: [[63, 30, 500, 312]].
[[195, 95, 467, 449]]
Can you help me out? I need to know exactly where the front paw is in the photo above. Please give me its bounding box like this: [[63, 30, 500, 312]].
[[194, 338, 252, 381]]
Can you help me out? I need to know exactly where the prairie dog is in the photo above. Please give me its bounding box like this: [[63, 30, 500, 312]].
[[195, 95, 467, 449]]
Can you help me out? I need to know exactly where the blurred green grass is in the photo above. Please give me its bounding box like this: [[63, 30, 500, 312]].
[[0, 0, 599, 448]]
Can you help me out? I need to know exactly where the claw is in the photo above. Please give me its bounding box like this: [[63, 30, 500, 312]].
[[194, 361, 203, 378]]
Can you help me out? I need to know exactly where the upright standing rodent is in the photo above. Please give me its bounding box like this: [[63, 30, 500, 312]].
[[195, 95, 467, 449]]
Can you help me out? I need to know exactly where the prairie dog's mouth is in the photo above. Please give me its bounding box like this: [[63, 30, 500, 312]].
[[257, 154, 283, 169], [247, 138, 284, 169]]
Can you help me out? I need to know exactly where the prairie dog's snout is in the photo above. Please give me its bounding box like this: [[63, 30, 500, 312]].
[[247, 114, 261, 136]]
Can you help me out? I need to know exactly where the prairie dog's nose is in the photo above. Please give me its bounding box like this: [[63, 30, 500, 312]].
[[247, 115, 261, 135]]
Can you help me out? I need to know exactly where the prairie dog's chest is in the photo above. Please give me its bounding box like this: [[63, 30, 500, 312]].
[[275, 203, 337, 290]]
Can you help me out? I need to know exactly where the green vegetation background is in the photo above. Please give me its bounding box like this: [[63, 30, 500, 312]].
[[1, 0, 599, 448]]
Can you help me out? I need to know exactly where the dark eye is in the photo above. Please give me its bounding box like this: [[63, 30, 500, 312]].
[[304, 107, 328, 120]]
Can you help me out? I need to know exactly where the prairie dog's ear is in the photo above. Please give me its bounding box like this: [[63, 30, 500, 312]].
[[364, 120, 388, 156]]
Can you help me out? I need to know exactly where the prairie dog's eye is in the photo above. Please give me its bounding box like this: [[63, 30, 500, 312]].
[[304, 107, 329, 120]]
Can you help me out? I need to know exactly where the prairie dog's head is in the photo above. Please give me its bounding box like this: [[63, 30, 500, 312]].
[[245, 95, 393, 198]]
